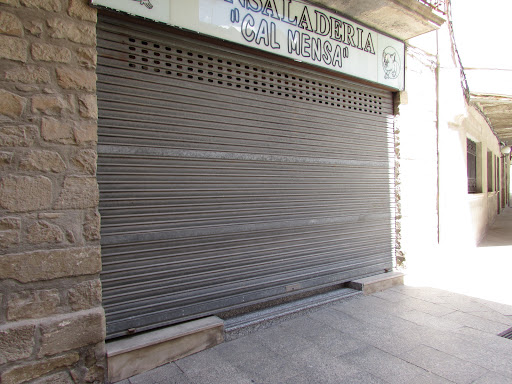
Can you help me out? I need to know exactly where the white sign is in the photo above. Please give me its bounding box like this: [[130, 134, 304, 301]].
[[91, 0, 405, 90]]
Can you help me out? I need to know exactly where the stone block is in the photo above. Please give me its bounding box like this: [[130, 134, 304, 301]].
[[0, 0, 20, 6], [31, 371, 74, 384], [0, 151, 13, 166], [0, 246, 101, 283], [39, 308, 105, 356], [107, 316, 224, 382], [5, 66, 50, 84], [0, 216, 20, 231], [67, 279, 102, 311], [0, 216, 21, 247], [41, 117, 75, 144], [0, 175, 52, 212], [77, 47, 97, 69], [349, 271, 405, 295], [56, 67, 96, 91], [0, 323, 35, 364], [20, 0, 61, 11], [0, 89, 27, 118], [0, 11, 23, 36], [72, 149, 97, 175], [54, 176, 99, 209], [32, 43, 72, 63], [73, 121, 97, 144], [0, 229, 20, 248], [83, 209, 101, 241], [1, 352, 79, 384], [32, 94, 71, 116], [68, 0, 97, 22], [47, 18, 95, 46], [26, 220, 65, 244], [0, 35, 28, 62], [7, 289, 61, 321], [78, 94, 98, 119], [20, 150, 66, 172], [24, 20, 43, 36], [0, 125, 38, 146]]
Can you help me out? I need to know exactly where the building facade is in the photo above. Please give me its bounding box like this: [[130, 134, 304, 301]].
[[0, 0, 506, 383]]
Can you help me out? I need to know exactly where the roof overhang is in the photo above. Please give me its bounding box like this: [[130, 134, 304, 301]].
[[472, 94, 512, 146], [309, 0, 446, 40]]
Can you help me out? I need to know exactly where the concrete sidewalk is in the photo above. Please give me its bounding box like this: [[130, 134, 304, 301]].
[[118, 210, 512, 384]]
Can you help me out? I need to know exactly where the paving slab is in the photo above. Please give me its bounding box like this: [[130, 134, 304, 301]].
[[128, 363, 191, 384], [472, 372, 512, 384], [442, 310, 511, 334], [398, 344, 489, 384], [339, 345, 430, 384]]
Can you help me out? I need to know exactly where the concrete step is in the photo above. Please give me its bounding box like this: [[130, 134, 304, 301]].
[[106, 316, 224, 383], [224, 287, 361, 341], [348, 271, 405, 295]]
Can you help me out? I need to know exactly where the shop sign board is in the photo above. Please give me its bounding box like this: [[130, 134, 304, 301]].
[[91, 0, 405, 90]]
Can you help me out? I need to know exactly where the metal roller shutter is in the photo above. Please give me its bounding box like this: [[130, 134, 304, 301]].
[[97, 14, 395, 339]]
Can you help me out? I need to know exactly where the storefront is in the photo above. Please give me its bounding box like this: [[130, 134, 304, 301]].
[[93, 0, 403, 339]]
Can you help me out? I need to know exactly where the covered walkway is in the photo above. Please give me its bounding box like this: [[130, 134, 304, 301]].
[[118, 209, 512, 384]]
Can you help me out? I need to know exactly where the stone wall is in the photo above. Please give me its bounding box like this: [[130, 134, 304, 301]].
[[0, 0, 105, 383]]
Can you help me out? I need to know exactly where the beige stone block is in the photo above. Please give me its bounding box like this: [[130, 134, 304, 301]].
[[31, 371, 74, 384], [68, 279, 102, 311], [0, 216, 20, 231], [41, 117, 75, 144], [0, 35, 28, 62], [7, 289, 61, 321], [0, 125, 38, 146], [83, 209, 100, 241], [72, 149, 97, 175], [56, 67, 96, 91], [76, 47, 96, 69], [108, 317, 224, 382], [0, 175, 52, 212], [32, 95, 71, 116], [31, 43, 72, 63], [0, 11, 23, 36], [20, 0, 61, 11], [1, 352, 79, 384], [0, 89, 27, 118], [0, 0, 21, 6], [0, 323, 35, 364], [26, 220, 65, 244], [5, 66, 51, 84], [24, 20, 43, 36], [54, 176, 98, 209], [68, 0, 97, 22], [0, 246, 101, 283], [0, 151, 13, 166], [78, 94, 97, 119], [20, 150, 67, 172], [0, 217, 20, 248], [47, 18, 96, 46], [73, 122, 97, 145], [39, 308, 106, 357], [0, 229, 20, 247]]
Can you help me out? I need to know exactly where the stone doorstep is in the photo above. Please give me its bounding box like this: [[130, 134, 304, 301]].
[[348, 271, 405, 295], [106, 316, 224, 383]]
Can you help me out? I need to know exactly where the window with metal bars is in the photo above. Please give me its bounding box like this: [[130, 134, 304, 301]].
[[487, 150, 493, 192], [467, 138, 477, 193]]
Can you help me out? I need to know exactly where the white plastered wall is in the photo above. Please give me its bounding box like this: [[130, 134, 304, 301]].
[[397, 22, 501, 271]]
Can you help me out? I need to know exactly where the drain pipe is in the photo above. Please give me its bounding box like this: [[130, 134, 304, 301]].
[[435, 28, 441, 244]]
